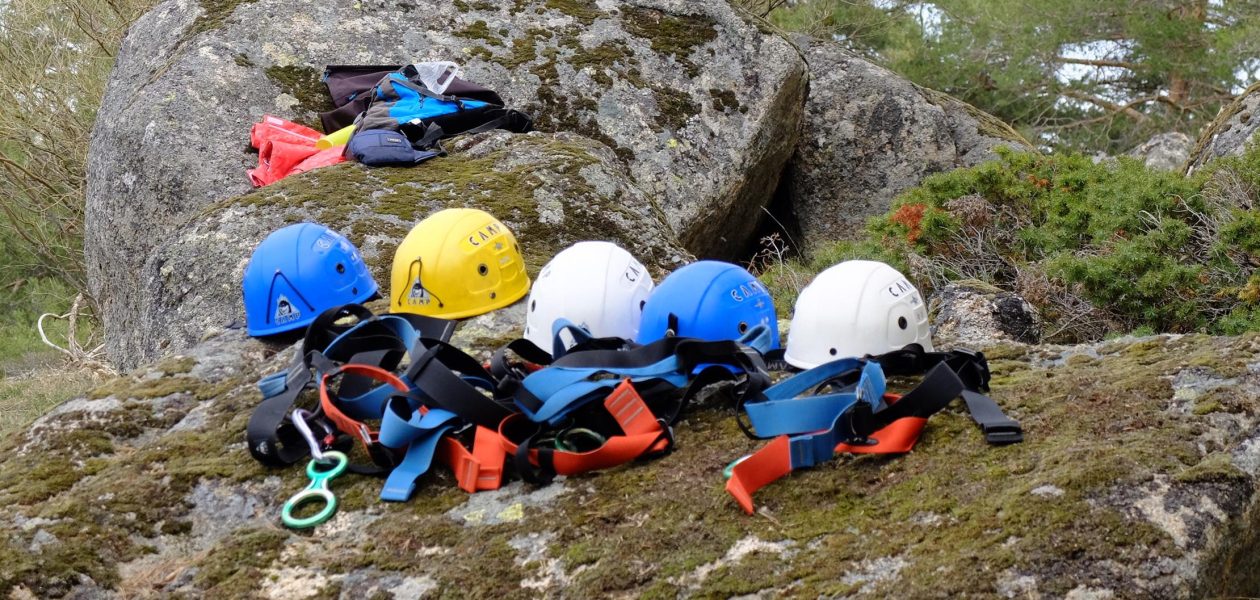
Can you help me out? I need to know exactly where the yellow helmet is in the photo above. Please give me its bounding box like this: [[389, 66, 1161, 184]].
[[390, 208, 530, 319]]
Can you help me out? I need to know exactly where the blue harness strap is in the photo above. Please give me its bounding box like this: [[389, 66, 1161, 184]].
[[785, 362, 886, 469], [378, 396, 461, 502], [742, 358, 868, 438]]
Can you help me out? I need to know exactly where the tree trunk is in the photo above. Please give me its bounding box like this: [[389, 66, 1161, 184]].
[[1166, 0, 1209, 107]]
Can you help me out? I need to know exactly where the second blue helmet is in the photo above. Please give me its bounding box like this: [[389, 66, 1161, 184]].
[[242, 222, 379, 337], [636, 260, 780, 348]]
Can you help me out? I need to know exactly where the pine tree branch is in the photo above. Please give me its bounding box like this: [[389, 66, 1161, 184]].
[[1061, 89, 1153, 122], [1053, 56, 1138, 70]]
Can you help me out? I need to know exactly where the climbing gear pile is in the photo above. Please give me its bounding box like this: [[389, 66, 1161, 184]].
[[244, 61, 532, 186], [242, 223, 378, 337], [389, 208, 530, 319], [247, 115, 346, 187], [242, 215, 1024, 523]]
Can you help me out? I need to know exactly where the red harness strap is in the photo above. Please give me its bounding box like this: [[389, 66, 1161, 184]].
[[319, 364, 410, 451], [499, 379, 670, 476], [437, 426, 506, 492], [726, 393, 933, 514]]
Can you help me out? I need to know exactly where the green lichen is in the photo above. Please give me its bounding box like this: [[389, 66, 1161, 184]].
[[193, 528, 289, 596], [187, 0, 259, 40], [155, 355, 197, 375], [1185, 80, 1260, 173], [233, 53, 254, 68], [916, 86, 1031, 146], [456, 19, 504, 47], [1175, 452, 1250, 483], [264, 65, 335, 123], [215, 134, 681, 277], [622, 7, 718, 78], [545, 0, 603, 24]]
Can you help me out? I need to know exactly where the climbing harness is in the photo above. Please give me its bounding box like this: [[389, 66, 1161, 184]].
[[725, 344, 1021, 513]]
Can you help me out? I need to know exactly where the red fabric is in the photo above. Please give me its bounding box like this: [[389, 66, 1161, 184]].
[[438, 426, 506, 493], [247, 115, 345, 187]]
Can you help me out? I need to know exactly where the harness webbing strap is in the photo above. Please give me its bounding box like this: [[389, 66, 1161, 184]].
[[404, 339, 515, 429], [437, 426, 506, 493], [502, 379, 673, 484], [726, 362, 967, 514], [378, 395, 461, 502], [870, 346, 1022, 444]]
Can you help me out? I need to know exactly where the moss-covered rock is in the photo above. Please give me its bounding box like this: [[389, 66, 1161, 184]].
[[6, 320, 1260, 597], [86, 0, 809, 368], [128, 131, 689, 366], [1185, 81, 1260, 174]]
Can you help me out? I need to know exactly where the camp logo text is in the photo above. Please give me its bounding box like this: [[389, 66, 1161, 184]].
[[729, 280, 769, 302], [274, 295, 301, 325], [408, 279, 432, 305], [464, 223, 503, 248], [885, 278, 920, 302], [623, 261, 644, 284]]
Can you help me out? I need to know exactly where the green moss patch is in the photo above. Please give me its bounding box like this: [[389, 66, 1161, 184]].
[[622, 7, 718, 78], [264, 65, 335, 125], [193, 528, 289, 596], [456, 19, 503, 46]]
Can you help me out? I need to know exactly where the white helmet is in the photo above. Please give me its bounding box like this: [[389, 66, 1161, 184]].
[[523, 241, 655, 354], [784, 260, 933, 369]]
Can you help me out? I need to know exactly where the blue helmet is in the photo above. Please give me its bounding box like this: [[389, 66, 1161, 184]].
[[242, 223, 379, 337], [636, 260, 780, 347]]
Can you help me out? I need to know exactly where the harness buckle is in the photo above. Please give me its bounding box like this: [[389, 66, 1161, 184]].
[[981, 420, 1023, 444]]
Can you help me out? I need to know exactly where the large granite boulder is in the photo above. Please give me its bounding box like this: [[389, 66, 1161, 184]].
[[1186, 81, 1260, 173], [1128, 132, 1193, 171], [86, 0, 808, 367], [5, 326, 1260, 597], [785, 39, 1030, 248], [121, 131, 691, 369]]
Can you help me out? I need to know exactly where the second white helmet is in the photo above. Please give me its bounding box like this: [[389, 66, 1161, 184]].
[[784, 260, 933, 369], [523, 241, 655, 354]]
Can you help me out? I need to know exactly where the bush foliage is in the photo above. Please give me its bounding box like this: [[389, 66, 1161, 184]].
[[762, 145, 1260, 342]]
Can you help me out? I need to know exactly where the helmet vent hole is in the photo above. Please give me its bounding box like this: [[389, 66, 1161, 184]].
[[898, 316, 908, 330], [335, 263, 346, 274], [477, 264, 489, 276], [829, 348, 838, 356], [530, 300, 536, 312], [738, 321, 749, 334], [352, 287, 358, 295], [490, 292, 497, 300], [639, 300, 646, 310]]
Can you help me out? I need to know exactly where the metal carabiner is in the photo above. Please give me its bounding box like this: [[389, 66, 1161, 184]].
[[281, 450, 348, 529]]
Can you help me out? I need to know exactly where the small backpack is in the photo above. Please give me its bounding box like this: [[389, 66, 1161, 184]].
[[355, 65, 532, 150]]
